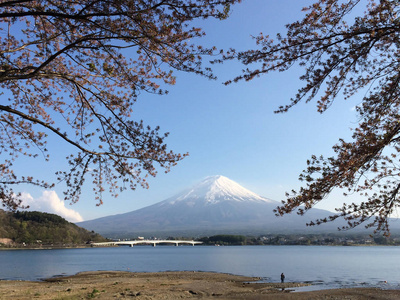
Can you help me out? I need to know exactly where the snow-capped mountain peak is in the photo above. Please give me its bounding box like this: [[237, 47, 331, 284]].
[[170, 175, 274, 205], [78, 175, 341, 237]]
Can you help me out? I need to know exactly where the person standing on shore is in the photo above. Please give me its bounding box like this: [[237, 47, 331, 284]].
[[281, 273, 285, 283]]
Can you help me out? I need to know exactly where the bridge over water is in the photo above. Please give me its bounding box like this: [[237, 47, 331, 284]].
[[92, 240, 203, 247]]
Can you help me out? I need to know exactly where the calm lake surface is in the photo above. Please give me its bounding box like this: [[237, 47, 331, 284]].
[[1, 245, 399, 290]]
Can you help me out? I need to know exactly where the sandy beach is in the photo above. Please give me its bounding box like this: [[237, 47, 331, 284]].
[[0, 271, 399, 299]]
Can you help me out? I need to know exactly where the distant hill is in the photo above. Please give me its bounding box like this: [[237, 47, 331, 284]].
[[0, 209, 106, 247], [79, 175, 375, 238]]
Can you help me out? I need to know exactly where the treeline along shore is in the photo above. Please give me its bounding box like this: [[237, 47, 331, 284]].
[[181, 234, 400, 246], [1, 208, 400, 249]]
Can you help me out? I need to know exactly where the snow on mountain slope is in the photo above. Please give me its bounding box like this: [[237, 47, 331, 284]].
[[169, 175, 275, 205]]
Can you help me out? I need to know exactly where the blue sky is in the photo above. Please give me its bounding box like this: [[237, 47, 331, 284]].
[[18, 0, 365, 222]]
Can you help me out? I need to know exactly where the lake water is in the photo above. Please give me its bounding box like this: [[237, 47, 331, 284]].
[[1, 245, 399, 291]]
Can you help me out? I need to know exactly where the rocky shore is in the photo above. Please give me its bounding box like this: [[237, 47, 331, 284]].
[[0, 271, 399, 299]]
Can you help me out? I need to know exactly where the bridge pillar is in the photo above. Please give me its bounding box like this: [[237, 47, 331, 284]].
[[130, 244, 134, 247], [153, 243, 156, 247], [175, 243, 179, 246]]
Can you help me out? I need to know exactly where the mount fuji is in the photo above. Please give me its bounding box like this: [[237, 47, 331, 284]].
[[78, 175, 345, 237]]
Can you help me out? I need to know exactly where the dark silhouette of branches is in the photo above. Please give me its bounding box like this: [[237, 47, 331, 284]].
[[226, 0, 400, 235], [0, 0, 241, 209]]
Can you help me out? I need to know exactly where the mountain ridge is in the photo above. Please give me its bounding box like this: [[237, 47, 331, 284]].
[[0, 209, 106, 247], [77, 175, 368, 237]]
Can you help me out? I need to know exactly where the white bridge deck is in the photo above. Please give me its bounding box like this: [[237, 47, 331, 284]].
[[92, 240, 203, 247]]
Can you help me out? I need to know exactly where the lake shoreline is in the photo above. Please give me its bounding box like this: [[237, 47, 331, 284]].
[[1, 270, 399, 299]]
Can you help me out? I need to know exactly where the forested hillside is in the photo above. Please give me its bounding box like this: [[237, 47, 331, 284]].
[[0, 210, 106, 247]]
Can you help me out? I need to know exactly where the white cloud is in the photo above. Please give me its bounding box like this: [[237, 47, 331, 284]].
[[21, 191, 84, 223]]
